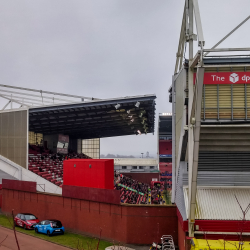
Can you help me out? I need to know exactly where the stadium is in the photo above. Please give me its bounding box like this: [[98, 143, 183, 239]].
[[1, 1, 250, 249], [0, 84, 178, 245]]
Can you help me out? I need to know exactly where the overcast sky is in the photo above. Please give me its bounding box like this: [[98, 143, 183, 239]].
[[0, 0, 249, 157]]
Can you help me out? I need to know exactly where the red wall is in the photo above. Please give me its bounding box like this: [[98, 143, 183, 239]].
[[62, 185, 120, 205], [2, 188, 178, 245], [178, 221, 187, 250], [2, 179, 36, 193], [159, 141, 172, 155], [122, 173, 160, 184], [63, 159, 114, 190]]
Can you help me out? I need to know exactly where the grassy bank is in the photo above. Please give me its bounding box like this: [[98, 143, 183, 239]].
[[0, 214, 112, 250]]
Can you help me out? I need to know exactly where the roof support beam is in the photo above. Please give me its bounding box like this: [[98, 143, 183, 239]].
[[204, 15, 250, 56], [175, 4, 186, 74], [193, 0, 205, 48], [2, 100, 11, 110]]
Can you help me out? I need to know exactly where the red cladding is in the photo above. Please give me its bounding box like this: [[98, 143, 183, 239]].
[[195, 219, 250, 233], [194, 72, 250, 85], [62, 185, 120, 204], [63, 159, 114, 189], [2, 179, 36, 193], [159, 141, 172, 155]]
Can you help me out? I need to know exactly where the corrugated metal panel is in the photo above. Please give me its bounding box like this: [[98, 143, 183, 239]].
[[218, 84, 231, 119], [246, 84, 250, 118], [183, 187, 250, 220], [183, 171, 250, 186], [204, 85, 217, 119], [198, 151, 250, 171], [202, 83, 249, 120], [233, 84, 245, 119]]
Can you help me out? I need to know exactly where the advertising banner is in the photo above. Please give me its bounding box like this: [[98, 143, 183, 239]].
[[57, 134, 69, 154], [194, 72, 250, 84], [117, 183, 144, 195]]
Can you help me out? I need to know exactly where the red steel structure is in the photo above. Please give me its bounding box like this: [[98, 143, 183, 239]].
[[63, 159, 114, 190]]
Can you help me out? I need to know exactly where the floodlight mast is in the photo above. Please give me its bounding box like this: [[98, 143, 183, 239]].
[[174, 0, 250, 239], [174, 0, 205, 238]]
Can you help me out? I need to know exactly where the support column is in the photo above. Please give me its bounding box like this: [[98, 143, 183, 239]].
[[188, 66, 204, 237], [188, 0, 194, 235]]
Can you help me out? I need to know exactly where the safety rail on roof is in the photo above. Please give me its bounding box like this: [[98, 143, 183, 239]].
[[0, 84, 100, 110]]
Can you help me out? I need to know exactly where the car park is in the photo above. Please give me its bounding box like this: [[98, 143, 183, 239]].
[[34, 220, 65, 236], [14, 213, 39, 230]]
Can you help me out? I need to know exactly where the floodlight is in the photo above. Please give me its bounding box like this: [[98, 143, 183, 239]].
[[135, 102, 140, 108], [115, 104, 121, 109]]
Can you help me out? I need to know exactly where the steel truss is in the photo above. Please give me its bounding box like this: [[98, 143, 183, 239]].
[[0, 84, 100, 110], [173, 0, 250, 237]]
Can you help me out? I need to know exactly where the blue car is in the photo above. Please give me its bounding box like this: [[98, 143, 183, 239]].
[[34, 220, 65, 236]]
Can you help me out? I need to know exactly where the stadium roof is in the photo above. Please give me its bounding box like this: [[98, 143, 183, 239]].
[[29, 95, 156, 139], [183, 186, 250, 220], [158, 114, 172, 136], [0, 84, 156, 139]]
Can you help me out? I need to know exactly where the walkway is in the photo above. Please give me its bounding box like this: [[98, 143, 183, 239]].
[[0, 226, 71, 250]]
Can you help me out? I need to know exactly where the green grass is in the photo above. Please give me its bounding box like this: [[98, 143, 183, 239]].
[[0, 214, 112, 250]]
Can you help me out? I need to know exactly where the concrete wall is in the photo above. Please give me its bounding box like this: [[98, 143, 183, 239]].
[[174, 69, 187, 177], [43, 134, 58, 153], [0, 109, 28, 168], [2, 188, 178, 245]]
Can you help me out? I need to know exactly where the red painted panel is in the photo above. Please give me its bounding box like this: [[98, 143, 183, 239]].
[[177, 208, 188, 232], [194, 72, 250, 85], [63, 159, 114, 189], [159, 141, 172, 155], [178, 220, 187, 250], [195, 220, 250, 233], [62, 185, 120, 205], [2, 179, 36, 193]]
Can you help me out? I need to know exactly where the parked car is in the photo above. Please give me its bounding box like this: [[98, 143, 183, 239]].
[[14, 213, 39, 230], [34, 220, 65, 236]]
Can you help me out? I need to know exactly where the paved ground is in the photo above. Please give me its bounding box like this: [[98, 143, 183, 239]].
[[0, 226, 71, 250]]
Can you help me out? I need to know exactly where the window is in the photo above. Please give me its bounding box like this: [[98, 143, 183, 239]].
[[20, 215, 25, 220], [150, 166, 155, 169], [82, 138, 100, 159], [132, 166, 137, 169], [139, 166, 144, 169], [122, 166, 127, 169], [24, 215, 37, 220]]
